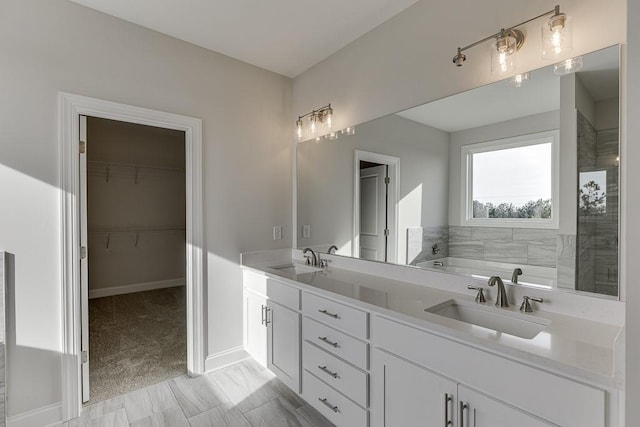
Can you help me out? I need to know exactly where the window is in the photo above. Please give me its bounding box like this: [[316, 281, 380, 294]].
[[461, 130, 559, 228]]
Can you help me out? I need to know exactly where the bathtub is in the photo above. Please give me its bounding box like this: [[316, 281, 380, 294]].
[[416, 257, 556, 288]]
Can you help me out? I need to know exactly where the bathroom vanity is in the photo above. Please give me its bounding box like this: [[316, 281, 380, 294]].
[[241, 251, 622, 427]]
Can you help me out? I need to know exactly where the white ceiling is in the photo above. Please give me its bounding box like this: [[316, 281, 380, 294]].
[[69, 0, 418, 78], [397, 46, 619, 133]]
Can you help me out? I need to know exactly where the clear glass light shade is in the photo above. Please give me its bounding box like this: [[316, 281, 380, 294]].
[[296, 119, 303, 140], [491, 35, 518, 76], [553, 56, 583, 75], [326, 131, 339, 140], [341, 126, 356, 136], [511, 72, 530, 88], [542, 13, 572, 60]]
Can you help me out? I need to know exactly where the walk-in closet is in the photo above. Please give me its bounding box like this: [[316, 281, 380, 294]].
[[85, 117, 186, 403]]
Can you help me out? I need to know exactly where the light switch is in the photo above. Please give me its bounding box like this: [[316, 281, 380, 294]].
[[302, 225, 311, 239], [273, 226, 282, 241]]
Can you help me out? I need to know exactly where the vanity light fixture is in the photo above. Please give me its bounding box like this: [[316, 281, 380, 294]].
[[295, 104, 333, 141], [452, 5, 573, 74]]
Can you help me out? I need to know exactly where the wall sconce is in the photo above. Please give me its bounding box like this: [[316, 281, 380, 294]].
[[452, 5, 573, 75], [296, 104, 333, 141]]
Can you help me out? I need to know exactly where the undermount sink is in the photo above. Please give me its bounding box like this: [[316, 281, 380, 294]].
[[269, 263, 322, 275], [425, 300, 550, 339]]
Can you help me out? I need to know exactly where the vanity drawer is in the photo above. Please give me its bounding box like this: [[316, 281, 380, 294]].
[[303, 317, 368, 370], [243, 271, 300, 310], [303, 292, 368, 338], [303, 370, 368, 427], [303, 341, 368, 408]]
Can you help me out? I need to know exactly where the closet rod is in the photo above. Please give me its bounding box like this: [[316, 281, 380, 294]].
[[88, 160, 184, 173]]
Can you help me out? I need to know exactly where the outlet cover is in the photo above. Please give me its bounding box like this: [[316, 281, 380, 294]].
[[273, 226, 282, 240], [302, 225, 311, 239]]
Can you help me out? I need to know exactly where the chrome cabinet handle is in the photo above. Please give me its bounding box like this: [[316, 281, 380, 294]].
[[318, 309, 339, 319], [260, 305, 266, 325], [459, 401, 468, 427], [444, 393, 453, 426], [317, 365, 338, 379], [318, 336, 339, 348], [264, 306, 271, 326], [318, 397, 339, 413]]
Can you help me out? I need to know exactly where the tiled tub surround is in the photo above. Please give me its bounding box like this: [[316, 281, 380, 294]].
[[408, 225, 578, 288]]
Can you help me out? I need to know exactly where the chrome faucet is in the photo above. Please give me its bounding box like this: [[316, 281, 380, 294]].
[[487, 276, 509, 307], [327, 245, 338, 254], [512, 268, 523, 284], [303, 248, 318, 266]]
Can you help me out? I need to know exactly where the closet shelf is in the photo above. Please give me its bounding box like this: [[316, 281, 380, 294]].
[[88, 226, 186, 234], [88, 161, 184, 183]]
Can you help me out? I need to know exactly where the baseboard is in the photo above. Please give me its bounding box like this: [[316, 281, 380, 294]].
[[204, 347, 250, 373], [89, 278, 184, 299], [8, 402, 62, 427]]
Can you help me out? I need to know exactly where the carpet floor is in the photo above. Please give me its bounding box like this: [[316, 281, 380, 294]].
[[87, 286, 186, 404]]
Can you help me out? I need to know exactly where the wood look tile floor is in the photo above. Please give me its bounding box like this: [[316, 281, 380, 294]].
[[61, 359, 335, 427]]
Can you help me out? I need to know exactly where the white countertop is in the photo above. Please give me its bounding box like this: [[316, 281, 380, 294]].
[[242, 258, 622, 390]]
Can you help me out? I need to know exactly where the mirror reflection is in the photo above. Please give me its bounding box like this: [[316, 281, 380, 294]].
[[297, 45, 619, 297]]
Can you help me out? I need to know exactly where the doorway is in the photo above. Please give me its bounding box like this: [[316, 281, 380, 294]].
[[81, 117, 187, 403], [60, 93, 204, 420], [353, 150, 399, 263]]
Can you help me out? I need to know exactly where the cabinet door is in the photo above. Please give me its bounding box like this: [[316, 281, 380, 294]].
[[458, 385, 554, 427], [267, 300, 301, 392], [244, 289, 268, 367], [371, 348, 457, 427]]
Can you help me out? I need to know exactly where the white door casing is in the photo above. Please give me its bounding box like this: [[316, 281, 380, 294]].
[[59, 93, 204, 421], [79, 116, 90, 403]]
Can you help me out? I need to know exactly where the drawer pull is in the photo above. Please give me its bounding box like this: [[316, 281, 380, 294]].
[[318, 309, 340, 319], [459, 401, 468, 427], [318, 336, 339, 348], [317, 365, 339, 379], [444, 393, 453, 426], [318, 397, 339, 413]]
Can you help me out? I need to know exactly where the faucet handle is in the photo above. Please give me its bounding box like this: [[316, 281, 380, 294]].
[[519, 296, 544, 313], [467, 285, 486, 303], [303, 255, 312, 265], [319, 259, 330, 268]]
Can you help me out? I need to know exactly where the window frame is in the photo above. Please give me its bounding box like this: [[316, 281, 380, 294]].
[[460, 130, 560, 229]]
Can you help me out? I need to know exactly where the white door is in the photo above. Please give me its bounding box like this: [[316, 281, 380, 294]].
[[371, 349, 457, 427], [266, 301, 300, 393], [458, 385, 554, 427], [359, 165, 388, 261], [79, 115, 90, 403], [244, 289, 268, 367]]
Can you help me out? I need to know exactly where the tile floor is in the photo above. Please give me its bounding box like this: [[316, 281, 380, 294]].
[[61, 359, 334, 427], [88, 287, 187, 403]]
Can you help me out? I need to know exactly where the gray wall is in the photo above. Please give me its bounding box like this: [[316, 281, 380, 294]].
[[0, 0, 292, 416], [87, 118, 186, 294], [297, 114, 449, 264]]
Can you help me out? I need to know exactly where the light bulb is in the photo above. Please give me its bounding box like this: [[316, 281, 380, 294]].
[[325, 107, 333, 129], [542, 12, 572, 60], [296, 118, 303, 140], [491, 33, 517, 76], [309, 114, 317, 135]]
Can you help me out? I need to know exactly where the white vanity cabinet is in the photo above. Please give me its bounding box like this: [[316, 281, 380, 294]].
[[370, 349, 457, 427], [458, 386, 553, 427], [301, 292, 370, 427], [243, 270, 301, 392], [371, 314, 606, 427]]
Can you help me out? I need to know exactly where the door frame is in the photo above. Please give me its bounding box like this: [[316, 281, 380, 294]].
[[353, 150, 400, 263], [59, 92, 204, 420]]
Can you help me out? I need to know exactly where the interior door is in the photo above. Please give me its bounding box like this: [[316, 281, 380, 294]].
[[359, 165, 388, 261], [79, 115, 90, 403], [370, 348, 457, 427]]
